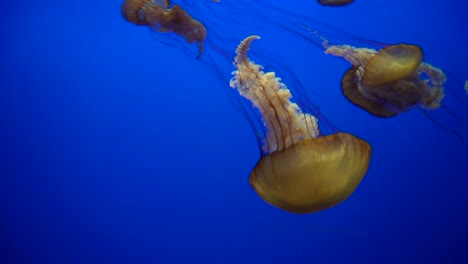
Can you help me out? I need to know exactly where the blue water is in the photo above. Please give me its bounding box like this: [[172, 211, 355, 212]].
[[1, 0, 467, 263]]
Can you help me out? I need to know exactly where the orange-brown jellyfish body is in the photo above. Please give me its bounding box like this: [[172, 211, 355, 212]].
[[317, 0, 354, 7], [362, 45, 423, 87], [121, 0, 207, 58], [230, 36, 371, 214], [324, 42, 446, 117]]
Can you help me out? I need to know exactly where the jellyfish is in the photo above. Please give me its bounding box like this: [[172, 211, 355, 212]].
[[315, 35, 467, 142], [322, 42, 446, 117], [121, 0, 207, 58], [230, 36, 372, 214], [317, 0, 354, 7], [465, 81, 468, 95]]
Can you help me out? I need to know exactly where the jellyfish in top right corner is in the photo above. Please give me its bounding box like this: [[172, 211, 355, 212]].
[[324, 42, 446, 118]]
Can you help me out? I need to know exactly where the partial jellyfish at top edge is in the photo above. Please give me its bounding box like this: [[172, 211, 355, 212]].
[[121, 0, 207, 59], [230, 36, 371, 214], [118, 0, 359, 61], [317, 0, 354, 7], [119, 0, 377, 78]]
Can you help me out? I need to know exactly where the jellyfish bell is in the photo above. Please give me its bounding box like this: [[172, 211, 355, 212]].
[[361, 44, 423, 88], [121, 0, 150, 25], [121, 0, 207, 59], [343, 66, 438, 117], [250, 132, 371, 214], [231, 35, 371, 214], [341, 67, 399, 117]]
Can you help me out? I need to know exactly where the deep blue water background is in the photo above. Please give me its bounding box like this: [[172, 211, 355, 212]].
[[1, 0, 467, 263]]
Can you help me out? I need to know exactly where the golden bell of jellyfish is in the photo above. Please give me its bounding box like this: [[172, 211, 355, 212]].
[[230, 36, 372, 214], [317, 0, 354, 7], [342, 66, 433, 118], [361, 45, 423, 87], [323, 42, 446, 117], [121, 0, 207, 58]]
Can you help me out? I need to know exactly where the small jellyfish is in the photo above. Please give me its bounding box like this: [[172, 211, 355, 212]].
[[121, 0, 207, 58], [317, 0, 354, 7], [324, 42, 446, 117], [230, 36, 372, 214]]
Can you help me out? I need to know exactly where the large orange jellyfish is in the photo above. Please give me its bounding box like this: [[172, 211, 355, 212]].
[[121, 0, 207, 58], [322, 40, 446, 117], [230, 36, 372, 214]]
